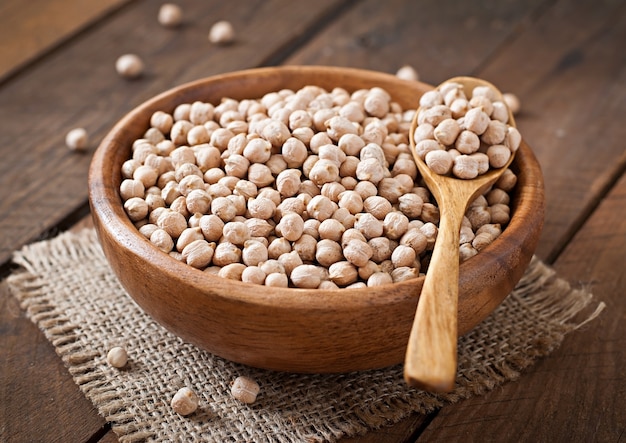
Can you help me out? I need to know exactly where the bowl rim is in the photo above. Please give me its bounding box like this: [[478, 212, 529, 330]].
[[89, 65, 544, 316]]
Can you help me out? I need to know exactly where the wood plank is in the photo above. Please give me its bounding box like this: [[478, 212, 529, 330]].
[[0, 280, 107, 443], [475, 0, 626, 261], [285, 0, 547, 84], [416, 167, 626, 443], [0, 0, 132, 82], [0, 0, 344, 267], [99, 430, 120, 443]]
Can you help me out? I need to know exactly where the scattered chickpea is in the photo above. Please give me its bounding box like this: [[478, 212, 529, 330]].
[[241, 266, 266, 285], [395, 65, 419, 81], [231, 376, 260, 404], [182, 239, 214, 268], [503, 93, 521, 115], [209, 20, 235, 45], [65, 128, 89, 151], [115, 54, 144, 79], [171, 387, 199, 416], [158, 3, 183, 27], [106, 346, 128, 368]]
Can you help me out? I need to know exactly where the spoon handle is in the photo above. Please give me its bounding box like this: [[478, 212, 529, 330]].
[[403, 199, 465, 393]]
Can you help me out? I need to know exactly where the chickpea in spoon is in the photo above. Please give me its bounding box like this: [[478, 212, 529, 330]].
[[405, 77, 518, 393]]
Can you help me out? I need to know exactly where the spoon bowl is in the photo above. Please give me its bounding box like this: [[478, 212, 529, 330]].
[[405, 77, 516, 392]]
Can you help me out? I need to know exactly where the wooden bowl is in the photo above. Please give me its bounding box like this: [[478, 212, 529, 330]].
[[88, 66, 544, 373]]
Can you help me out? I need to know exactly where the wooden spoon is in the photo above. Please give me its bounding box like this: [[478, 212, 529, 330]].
[[405, 77, 516, 393]]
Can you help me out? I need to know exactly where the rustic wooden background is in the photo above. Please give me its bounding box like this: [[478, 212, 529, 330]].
[[1, 0, 624, 442]]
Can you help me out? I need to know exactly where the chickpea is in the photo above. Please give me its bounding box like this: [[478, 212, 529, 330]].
[[319, 182, 343, 203], [158, 3, 183, 28], [276, 169, 302, 197], [391, 266, 420, 282], [318, 218, 346, 242], [218, 263, 246, 280], [150, 228, 174, 253], [247, 163, 274, 187], [209, 20, 235, 45], [222, 221, 250, 245], [486, 144, 512, 169], [383, 211, 409, 240], [363, 196, 392, 220], [315, 239, 344, 267], [247, 197, 276, 220], [290, 264, 324, 289], [265, 272, 289, 287], [276, 212, 304, 242], [356, 158, 386, 184], [242, 266, 267, 285], [328, 261, 358, 286], [115, 54, 144, 79], [277, 250, 303, 276], [396, 64, 419, 81], [368, 237, 393, 263], [307, 195, 336, 222], [230, 375, 260, 404], [425, 150, 454, 175], [433, 118, 461, 146], [302, 219, 321, 239], [176, 227, 204, 252], [119, 84, 518, 290], [343, 239, 373, 267], [354, 213, 383, 239]]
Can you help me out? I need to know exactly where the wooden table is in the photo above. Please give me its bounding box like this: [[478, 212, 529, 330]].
[[1, 0, 624, 441]]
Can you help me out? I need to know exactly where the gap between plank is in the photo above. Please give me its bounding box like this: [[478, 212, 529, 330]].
[[546, 150, 626, 265], [258, 0, 362, 67]]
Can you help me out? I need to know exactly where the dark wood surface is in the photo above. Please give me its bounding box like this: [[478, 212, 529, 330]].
[[0, 0, 623, 442]]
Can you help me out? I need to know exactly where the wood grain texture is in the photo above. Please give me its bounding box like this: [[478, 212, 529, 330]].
[[0, 281, 106, 443], [475, 0, 626, 261], [0, 0, 132, 82], [416, 173, 626, 443]]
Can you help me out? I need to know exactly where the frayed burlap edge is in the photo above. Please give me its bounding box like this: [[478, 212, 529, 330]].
[[7, 229, 604, 443]]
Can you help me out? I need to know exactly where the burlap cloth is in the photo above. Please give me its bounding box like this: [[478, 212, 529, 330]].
[[7, 229, 603, 442]]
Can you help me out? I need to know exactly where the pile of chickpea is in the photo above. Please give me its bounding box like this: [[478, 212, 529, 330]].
[[120, 84, 516, 289]]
